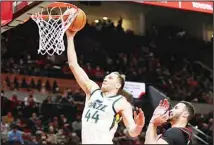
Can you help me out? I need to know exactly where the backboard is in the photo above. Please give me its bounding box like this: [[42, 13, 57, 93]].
[[1, 1, 13, 26], [1, 1, 52, 33]]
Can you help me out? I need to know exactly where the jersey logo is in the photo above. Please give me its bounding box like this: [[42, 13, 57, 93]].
[[88, 99, 107, 112]]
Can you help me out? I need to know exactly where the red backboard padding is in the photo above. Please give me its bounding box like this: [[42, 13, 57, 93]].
[[1, 1, 13, 26]]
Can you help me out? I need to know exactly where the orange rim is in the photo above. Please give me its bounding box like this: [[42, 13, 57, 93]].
[[31, 15, 69, 20], [40, 2, 78, 20], [31, 9, 80, 20], [47, 2, 78, 9], [24, 3, 78, 23]]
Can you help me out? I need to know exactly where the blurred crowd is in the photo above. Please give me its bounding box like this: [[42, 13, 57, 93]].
[[1, 88, 213, 145], [1, 15, 213, 144], [1, 17, 213, 104], [1, 89, 85, 145], [1, 88, 146, 145]]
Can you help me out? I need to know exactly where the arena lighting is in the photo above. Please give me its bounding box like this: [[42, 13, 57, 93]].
[[94, 19, 99, 23], [103, 17, 108, 20]]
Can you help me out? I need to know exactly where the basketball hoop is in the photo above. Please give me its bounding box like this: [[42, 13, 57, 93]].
[[31, 2, 78, 55]]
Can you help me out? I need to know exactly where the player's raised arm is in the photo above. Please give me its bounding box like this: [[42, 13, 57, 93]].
[[66, 30, 99, 95], [116, 98, 145, 137]]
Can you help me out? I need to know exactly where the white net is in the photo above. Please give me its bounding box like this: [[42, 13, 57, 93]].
[[31, 6, 78, 55]]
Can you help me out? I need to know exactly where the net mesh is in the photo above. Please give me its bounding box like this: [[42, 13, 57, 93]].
[[31, 6, 78, 55]]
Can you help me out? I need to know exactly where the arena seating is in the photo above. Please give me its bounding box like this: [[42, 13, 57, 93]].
[[2, 18, 213, 104], [1, 17, 213, 144]]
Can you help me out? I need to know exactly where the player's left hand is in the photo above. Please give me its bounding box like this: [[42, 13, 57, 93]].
[[153, 99, 170, 116], [150, 99, 170, 126], [134, 107, 145, 128]]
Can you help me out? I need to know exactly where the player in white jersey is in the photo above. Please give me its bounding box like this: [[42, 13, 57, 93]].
[[66, 30, 145, 144]]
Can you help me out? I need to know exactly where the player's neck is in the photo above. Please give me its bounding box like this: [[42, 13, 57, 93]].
[[171, 120, 187, 128], [102, 91, 118, 98]]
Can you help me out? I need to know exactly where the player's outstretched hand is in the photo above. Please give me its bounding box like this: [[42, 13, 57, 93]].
[[134, 107, 145, 128], [153, 99, 170, 116], [150, 99, 170, 126]]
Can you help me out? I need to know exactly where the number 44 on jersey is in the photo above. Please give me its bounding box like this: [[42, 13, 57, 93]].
[[85, 110, 100, 123]]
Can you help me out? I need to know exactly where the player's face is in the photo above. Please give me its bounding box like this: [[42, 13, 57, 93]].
[[169, 103, 186, 121], [101, 73, 121, 92]]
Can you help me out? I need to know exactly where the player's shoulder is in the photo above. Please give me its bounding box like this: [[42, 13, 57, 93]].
[[167, 127, 182, 132], [168, 127, 193, 138], [113, 95, 132, 110], [90, 87, 101, 95], [119, 95, 131, 104], [165, 127, 184, 135], [111, 95, 128, 104], [162, 127, 191, 145]]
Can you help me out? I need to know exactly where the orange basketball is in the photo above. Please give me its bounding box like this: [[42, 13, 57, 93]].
[[68, 9, 86, 32]]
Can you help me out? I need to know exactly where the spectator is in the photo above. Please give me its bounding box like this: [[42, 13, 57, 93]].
[[33, 119, 43, 135], [36, 79, 42, 91], [7, 124, 24, 144], [16, 118, 26, 131], [30, 136, 39, 145], [24, 93, 37, 107], [10, 92, 20, 112], [83, 63, 93, 77], [30, 79, 36, 89], [56, 129, 67, 144], [5, 76, 11, 88], [30, 113, 38, 123], [4, 112, 14, 124], [72, 115, 81, 137], [10, 92, 18, 103], [40, 132, 48, 144], [68, 132, 80, 145], [45, 80, 51, 91], [52, 116, 59, 130], [52, 80, 58, 93], [93, 65, 105, 80], [46, 126, 57, 144], [72, 115, 81, 132], [21, 77, 28, 88], [14, 77, 19, 89], [1, 116, 10, 140], [59, 114, 69, 126], [41, 83, 47, 93]]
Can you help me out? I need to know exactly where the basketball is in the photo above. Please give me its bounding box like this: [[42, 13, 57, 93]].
[[68, 9, 86, 32]]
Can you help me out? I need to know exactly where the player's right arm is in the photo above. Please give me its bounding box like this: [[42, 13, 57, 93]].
[[66, 31, 99, 95], [115, 98, 145, 137]]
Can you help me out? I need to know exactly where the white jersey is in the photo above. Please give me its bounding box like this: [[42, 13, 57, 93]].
[[81, 89, 123, 144]]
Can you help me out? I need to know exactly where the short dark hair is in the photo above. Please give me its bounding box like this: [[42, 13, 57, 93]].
[[11, 123, 18, 129], [112, 72, 125, 91], [180, 101, 195, 121]]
